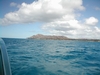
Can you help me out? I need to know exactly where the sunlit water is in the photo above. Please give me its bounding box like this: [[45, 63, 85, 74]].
[[3, 38, 100, 75]]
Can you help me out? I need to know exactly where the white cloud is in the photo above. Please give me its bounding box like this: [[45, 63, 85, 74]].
[[42, 16, 100, 39], [0, 0, 100, 39], [85, 17, 98, 25], [10, 2, 17, 7], [0, 0, 85, 25], [10, 2, 21, 8]]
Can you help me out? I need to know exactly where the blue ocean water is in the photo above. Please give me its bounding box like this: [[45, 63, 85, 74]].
[[3, 38, 100, 75]]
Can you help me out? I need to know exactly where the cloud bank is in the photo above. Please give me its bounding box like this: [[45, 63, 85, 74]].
[[0, 0, 100, 39]]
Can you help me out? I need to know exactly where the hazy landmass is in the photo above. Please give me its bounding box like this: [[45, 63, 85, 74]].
[[28, 34, 100, 42], [28, 34, 70, 40]]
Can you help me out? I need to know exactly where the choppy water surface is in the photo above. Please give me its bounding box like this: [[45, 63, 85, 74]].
[[3, 38, 100, 75]]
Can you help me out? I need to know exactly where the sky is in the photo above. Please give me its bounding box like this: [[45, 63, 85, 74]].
[[0, 0, 100, 39]]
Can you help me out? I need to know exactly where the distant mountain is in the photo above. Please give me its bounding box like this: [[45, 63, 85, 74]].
[[28, 34, 70, 40], [28, 34, 100, 41]]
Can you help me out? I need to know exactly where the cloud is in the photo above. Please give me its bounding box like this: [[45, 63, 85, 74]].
[[10, 2, 21, 8], [85, 17, 98, 25], [0, 0, 85, 25], [0, 0, 100, 39], [10, 2, 17, 7], [42, 17, 100, 39], [95, 7, 100, 10]]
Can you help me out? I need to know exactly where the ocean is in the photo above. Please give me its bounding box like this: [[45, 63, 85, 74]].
[[3, 38, 100, 75]]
